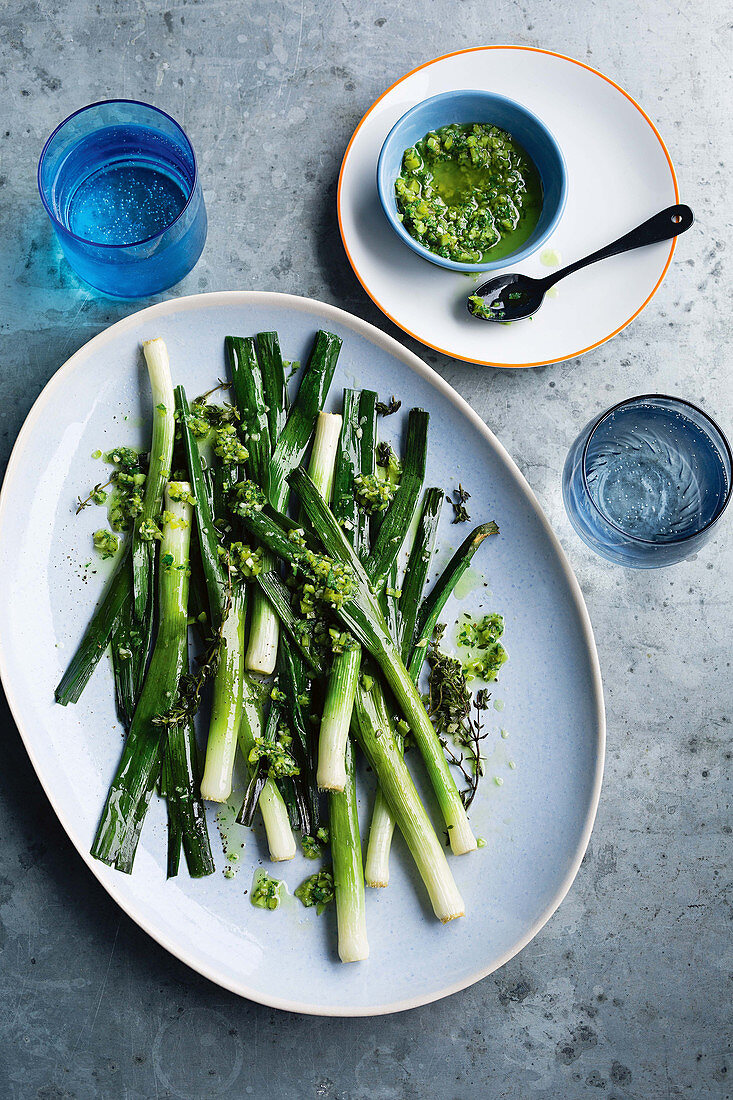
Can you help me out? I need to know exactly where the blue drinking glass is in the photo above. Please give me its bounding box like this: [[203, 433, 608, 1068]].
[[38, 100, 207, 298], [562, 395, 732, 567]]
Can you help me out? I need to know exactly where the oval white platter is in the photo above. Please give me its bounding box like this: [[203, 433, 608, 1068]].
[[0, 292, 604, 1015]]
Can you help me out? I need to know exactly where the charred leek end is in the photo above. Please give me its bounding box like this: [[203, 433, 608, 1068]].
[[330, 739, 369, 962], [237, 691, 296, 862], [91, 483, 192, 872], [364, 788, 396, 888], [200, 587, 247, 803], [308, 412, 342, 502], [353, 680, 465, 923], [317, 644, 361, 791]]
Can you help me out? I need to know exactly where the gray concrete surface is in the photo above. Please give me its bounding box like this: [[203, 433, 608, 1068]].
[[0, 1, 731, 1097]]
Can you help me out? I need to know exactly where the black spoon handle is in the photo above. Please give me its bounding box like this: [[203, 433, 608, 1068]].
[[542, 204, 694, 290]]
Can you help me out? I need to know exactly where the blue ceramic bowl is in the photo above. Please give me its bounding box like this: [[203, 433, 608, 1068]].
[[377, 89, 568, 273]]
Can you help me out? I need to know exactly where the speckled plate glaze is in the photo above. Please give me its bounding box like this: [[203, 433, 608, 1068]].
[[0, 292, 604, 1015], [338, 46, 679, 367]]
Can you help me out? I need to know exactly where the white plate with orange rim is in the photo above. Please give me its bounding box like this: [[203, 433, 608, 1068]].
[[338, 46, 680, 368]]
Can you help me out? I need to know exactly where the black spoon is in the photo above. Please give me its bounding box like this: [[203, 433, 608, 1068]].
[[467, 204, 694, 323]]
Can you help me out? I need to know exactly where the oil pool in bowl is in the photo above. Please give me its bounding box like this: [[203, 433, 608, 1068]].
[[394, 123, 542, 265]]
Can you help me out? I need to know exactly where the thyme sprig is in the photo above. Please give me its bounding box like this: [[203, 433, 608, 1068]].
[[427, 625, 490, 808], [76, 480, 112, 514], [193, 379, 231, 404]]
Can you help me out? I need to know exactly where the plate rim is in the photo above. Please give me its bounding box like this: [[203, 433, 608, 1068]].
[[0, 290, 606, 1016], [337, 44, 680, 368]]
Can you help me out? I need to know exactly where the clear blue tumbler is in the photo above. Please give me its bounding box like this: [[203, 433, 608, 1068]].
[[562, 395, 731, 568], [38, 100, 207, 298]]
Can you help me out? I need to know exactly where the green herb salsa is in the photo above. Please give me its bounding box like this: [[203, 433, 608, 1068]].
[[394, 123, 543, 264]]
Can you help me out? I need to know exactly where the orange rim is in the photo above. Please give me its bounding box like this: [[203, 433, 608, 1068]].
[[337, 45, 680, 369]]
